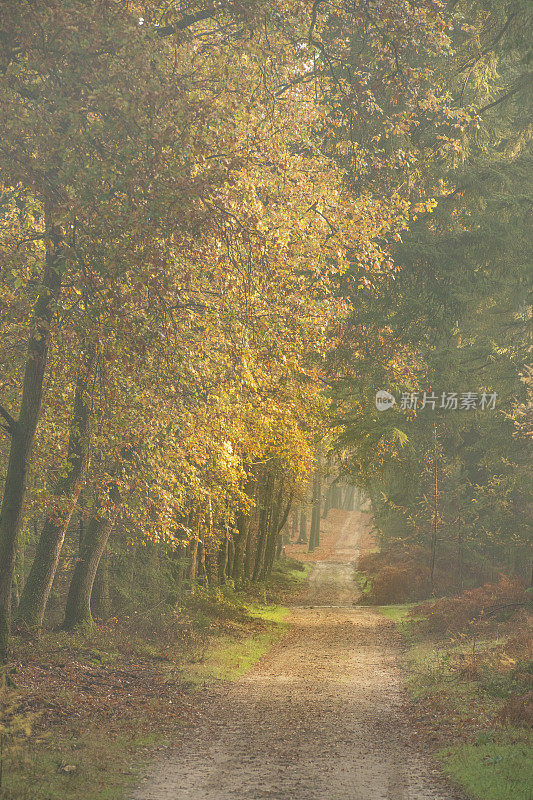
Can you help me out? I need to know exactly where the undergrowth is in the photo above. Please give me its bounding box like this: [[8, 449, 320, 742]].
[[0, 556, 306, 800], [378, 583, 533, 800]]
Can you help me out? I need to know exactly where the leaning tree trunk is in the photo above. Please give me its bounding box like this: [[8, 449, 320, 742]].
[[0, 209, 62, 661], [62, 510, 117, 630], [16, 357, 94, 631]]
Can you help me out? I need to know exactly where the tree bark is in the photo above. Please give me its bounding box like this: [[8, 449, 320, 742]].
[[91, 547, 111, 620], [217, 536, 228, 584], [291, 509, 298, 541], [243, 518, 255, 582], [262, 479, 284, 579], [298, 509, 308, 544], [344, 485, 355, 511], [0, 209, 62, 661], [321, 485, 330, 518], [243, 481, 260, 582], [62, 510, 117, 630], [232, 511, 248, 584], [16, 357, 94, 631], [226, 538, 234, 581], [188, 537, 199, 580], [197, 539, 208, 586], [309, 463, 322, 552], [269, 490, 294, 571], [252, 473, 273, 582]]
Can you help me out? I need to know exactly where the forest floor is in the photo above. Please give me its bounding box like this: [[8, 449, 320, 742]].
[[2, 570, 302, 799], [6, 511, 528, 800], [130, 508, 462, 800]]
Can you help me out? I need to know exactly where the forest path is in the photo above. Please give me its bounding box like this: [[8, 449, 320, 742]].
[[131, 509, 460, 800]]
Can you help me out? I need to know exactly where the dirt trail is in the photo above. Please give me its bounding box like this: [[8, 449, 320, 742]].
[[131, 509, 460, 800]]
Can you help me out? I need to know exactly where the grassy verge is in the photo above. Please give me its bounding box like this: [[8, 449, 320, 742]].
[[179, 602, 290, 686], [1, 558, 306, 800], [1, 727, 161, 800], [377, 604, 533, 800], [376, 602, 416, 625]]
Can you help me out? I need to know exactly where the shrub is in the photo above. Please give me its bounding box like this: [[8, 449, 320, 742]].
[[358, 546, 432, 603], [282, 557, 306, 572], [364, 562, 431, 604], [357, 543, 487, 604], [499, 690, 533, 728], [411, 577, 528, 635]]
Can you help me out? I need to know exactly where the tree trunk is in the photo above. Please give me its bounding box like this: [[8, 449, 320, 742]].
[[226, 538, 234, 581], [91, 547, 111, 620], [232, 474, 253, 584], [62, 510, 117, 630], [291, 509, 298, 541], [269, 490, 294, 571], [344, 485, 355, 511], [16, 358, 94, 631], [188, 538, 199, 580], [197, 539, 208, 586], [243, 482, 260, 582], [252, 473, 273, 582], [309, 463, 322, 552], [0, 209, 62, 661], [232, 511, 247, 584], [322, 485, 330, 518], [457, 523, 464, 591], [262, 479, 284, 579], [298, 509, 308, 544], [217, 537, 228, 584], [243, 519, 255, 582]]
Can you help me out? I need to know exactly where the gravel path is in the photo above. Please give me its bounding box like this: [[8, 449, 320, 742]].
[[131, 510, 460, 800]]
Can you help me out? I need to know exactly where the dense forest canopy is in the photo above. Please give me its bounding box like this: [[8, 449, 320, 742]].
[[0, 0, 531, 662]]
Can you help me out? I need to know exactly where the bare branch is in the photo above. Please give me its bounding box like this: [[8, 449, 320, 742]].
[[275, 68, 323, 98], [0, 402, 19, 437], [477, 86, 520, 115], [155, 4, 224, 37]]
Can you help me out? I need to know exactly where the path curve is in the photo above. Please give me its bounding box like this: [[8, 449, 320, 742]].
[[131, 509, 460, 800]]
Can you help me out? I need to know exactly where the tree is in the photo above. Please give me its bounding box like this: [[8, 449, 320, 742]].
[[328, 0, 532, 590]]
